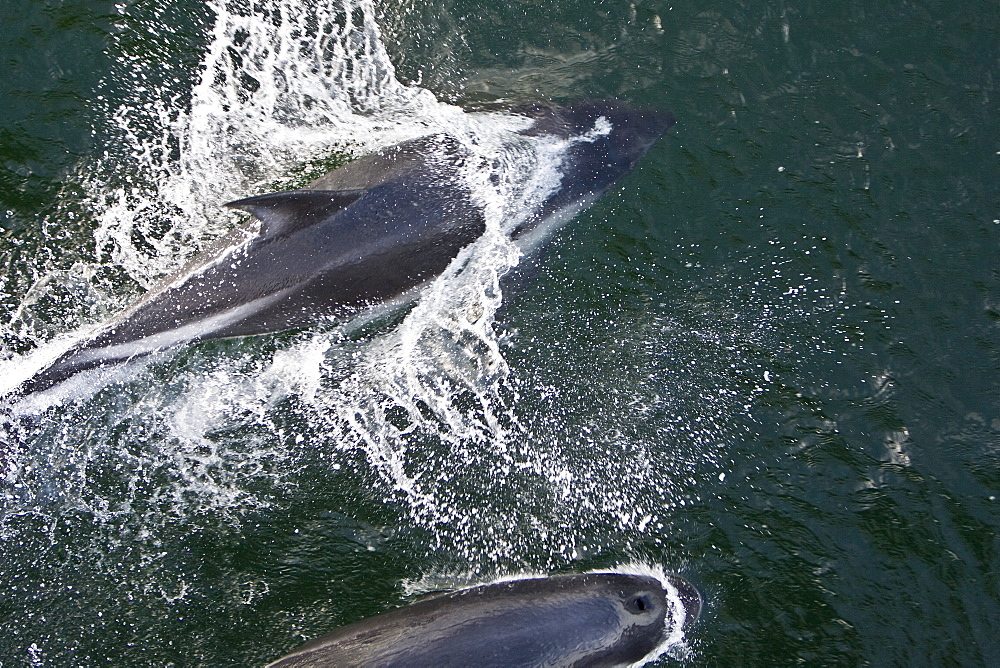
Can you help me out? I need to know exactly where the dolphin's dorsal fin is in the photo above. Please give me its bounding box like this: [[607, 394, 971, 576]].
[[224, 189, 366, 238]]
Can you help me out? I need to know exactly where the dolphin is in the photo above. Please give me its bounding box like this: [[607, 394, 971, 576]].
[[16, 100, 673, 394], [267, 572, 701, 668]]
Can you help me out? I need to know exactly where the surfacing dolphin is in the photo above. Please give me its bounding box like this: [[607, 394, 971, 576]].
[[267, 571, 701, 668], [17, 100, 673, 394]]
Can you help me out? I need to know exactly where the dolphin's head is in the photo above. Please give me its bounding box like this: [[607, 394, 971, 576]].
[[519, 98, 674, 210], [266, 571, 700, 668], [593, 572, 701, 662]]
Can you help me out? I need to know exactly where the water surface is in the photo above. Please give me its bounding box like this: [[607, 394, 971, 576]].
[[1, 0, 998, 665]]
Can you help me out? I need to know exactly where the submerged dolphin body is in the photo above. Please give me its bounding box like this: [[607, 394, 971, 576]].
[[267, 572, 701, 668], [18, 100, 672, 394]]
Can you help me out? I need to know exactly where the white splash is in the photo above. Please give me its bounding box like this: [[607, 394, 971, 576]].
[[0, 0, 705, 601], [1, 0, 576, 532]]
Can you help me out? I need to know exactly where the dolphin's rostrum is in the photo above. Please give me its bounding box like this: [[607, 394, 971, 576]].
[[267, 572, 701, 668], [17, 100, 673, 394]]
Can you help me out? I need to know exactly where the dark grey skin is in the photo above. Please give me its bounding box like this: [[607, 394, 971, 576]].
[[17, 100, 673, 394], [267, 572, 701, 668]]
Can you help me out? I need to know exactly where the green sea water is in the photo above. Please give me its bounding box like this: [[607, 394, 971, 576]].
[[2, 0, 999, 665]]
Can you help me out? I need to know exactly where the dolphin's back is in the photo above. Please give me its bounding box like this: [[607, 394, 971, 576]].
[[18, 135, 483, 394], [275, 597, 622, 667]]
